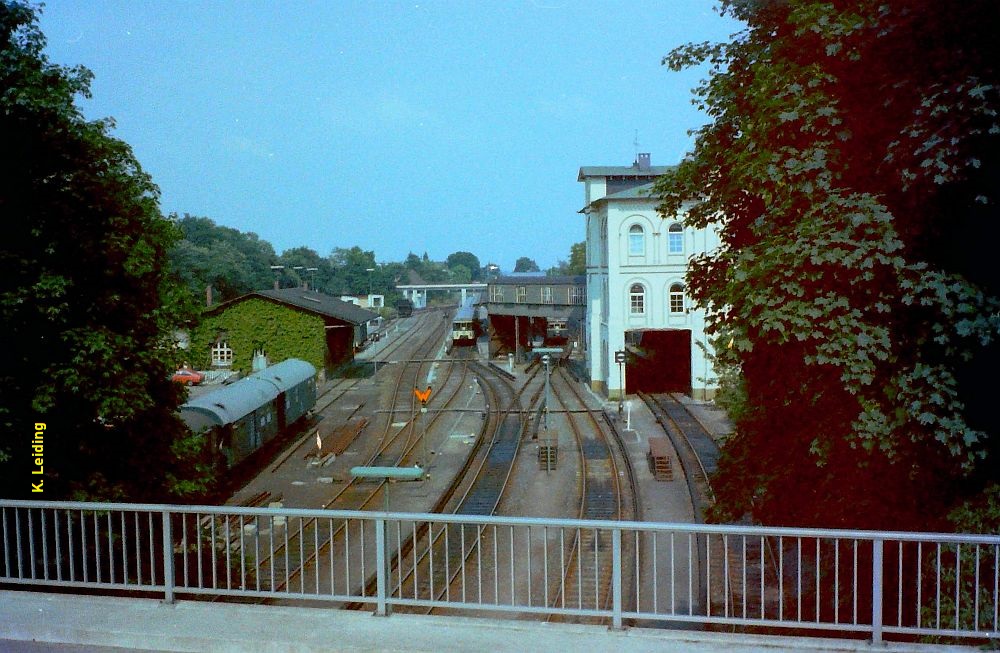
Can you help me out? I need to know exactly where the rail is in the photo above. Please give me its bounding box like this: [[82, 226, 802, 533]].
[[2, 500, 998, 643]]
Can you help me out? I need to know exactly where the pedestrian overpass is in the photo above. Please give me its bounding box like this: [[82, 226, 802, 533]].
[[0, 499, 996, 651], [397, 282, 486, 308]]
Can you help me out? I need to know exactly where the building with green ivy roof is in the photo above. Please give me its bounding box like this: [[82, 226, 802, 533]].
[[190, 288, 378, 379]]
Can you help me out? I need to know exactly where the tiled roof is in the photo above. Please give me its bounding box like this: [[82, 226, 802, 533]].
[[208, 288, 378, 325]]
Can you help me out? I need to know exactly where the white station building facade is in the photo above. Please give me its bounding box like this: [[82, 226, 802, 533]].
[[579, 154, 720, 400]]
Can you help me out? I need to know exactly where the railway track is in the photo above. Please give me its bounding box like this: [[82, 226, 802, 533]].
[[389, 361, 537, 612], [638, 392, 782, 623], [545, 364, 638, 621]]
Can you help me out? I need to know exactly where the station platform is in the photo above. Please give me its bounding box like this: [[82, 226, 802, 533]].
[[0, 590, 979, 653]]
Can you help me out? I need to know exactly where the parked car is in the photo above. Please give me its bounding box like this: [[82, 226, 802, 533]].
[[171, 368, 205, 386]]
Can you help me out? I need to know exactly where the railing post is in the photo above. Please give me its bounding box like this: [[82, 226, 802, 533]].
[[871, 538, 883, 644], [611, 527, 623, 630], [375, 517, 388, 616], [162, 511, 175, 604]]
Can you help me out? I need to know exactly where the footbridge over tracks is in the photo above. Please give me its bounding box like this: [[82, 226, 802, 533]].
[[397, 282, 486, 308], [1, 499, 996, 652]]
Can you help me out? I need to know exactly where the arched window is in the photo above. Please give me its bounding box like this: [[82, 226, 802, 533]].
[[668, 223, 684, 254], [629, 284, 645, 314], [628, 224, 645, 256], [669, 283, 685, 314]]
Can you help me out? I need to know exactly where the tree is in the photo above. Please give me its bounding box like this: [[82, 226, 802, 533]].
[[548, 242, 586, 276], [514, 257, 540, 273], [0, 2, 211, 500], [170, 214, 278, 302], [278, 246, 328, 291], [329, 246, 376, 295], [446, 251, 481, 280], [656, 1, 1000, 530]]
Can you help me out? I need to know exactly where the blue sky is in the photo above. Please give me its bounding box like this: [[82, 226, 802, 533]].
[[39, 1, 743, 271]]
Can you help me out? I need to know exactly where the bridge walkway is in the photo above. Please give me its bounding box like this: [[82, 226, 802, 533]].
[[0, 590, 978, 653]]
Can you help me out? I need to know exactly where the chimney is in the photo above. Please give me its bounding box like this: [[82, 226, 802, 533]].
[[206, 284, 213, 307], [636, 152, 651, 171]]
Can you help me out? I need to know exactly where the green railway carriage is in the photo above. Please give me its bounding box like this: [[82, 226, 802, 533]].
[[179, 359, 317, 468]]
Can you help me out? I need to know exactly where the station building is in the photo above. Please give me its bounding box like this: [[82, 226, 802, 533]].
[[579, 154, 720, 400], [483, 275, 586, 357]]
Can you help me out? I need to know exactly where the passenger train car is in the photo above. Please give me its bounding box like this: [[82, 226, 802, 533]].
[[545, 318, 569, 345], [451, 303, 477, 346], [179, 358, 317, 469]]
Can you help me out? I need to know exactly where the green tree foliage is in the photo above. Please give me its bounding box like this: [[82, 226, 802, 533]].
[[656, 1, 1000, 529], [514, 257, 540, 273], [0, 2, 212, 500], [330, 246, 378, 294], [170, 214, 276, 302], [548, 242, 586, 276], [278, 246, 327, 291], [447, 251, 482, 280]]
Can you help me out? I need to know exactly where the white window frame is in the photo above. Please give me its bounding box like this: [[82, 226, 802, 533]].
[[628, 224, 645, 256], [629, 284, 645, 315], [669, 283, 685, 314], [516, 286, 526, 303], [211, 341, 233, 367], [668, 223, 684, 254], [541, 286, 553, 304], [489, 286, 504, 302]]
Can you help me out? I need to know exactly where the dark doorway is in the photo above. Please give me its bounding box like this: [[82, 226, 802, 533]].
[[625, 329, 691, 395]]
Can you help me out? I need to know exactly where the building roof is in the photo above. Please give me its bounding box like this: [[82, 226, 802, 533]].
[[493, 275, 585, 286], [208, 288, 378, 325], [602, 181, 658, 201], [258, 288, 378, 324], [577, 165, 672, 181]]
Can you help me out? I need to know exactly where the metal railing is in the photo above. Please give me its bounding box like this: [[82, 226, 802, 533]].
[[1, 499, 998, 643]]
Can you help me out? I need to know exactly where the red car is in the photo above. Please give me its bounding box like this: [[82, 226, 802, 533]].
[[171, 368, 205, 386]]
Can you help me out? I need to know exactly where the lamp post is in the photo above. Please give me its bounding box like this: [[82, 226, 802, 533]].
[[306, 267, 318, 290], [269, 265, 284, 290], [292, 266, 304, 288], [366, 267, 375, 301]]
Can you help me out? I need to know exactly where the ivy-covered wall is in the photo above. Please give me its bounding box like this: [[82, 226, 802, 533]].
[[190, 298, 327, 372]]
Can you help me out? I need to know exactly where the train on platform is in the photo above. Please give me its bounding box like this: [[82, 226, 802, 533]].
[[396, 298, 413, 317], [544, 318, 569, 345], [179, 358, 317, 469], [451, 297, 482, 347]]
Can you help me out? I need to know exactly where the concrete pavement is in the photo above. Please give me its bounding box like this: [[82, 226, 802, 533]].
[[0, 591, 980, 653]]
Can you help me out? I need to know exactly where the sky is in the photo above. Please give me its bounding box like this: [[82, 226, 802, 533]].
[[38, 1, 743, 272]]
